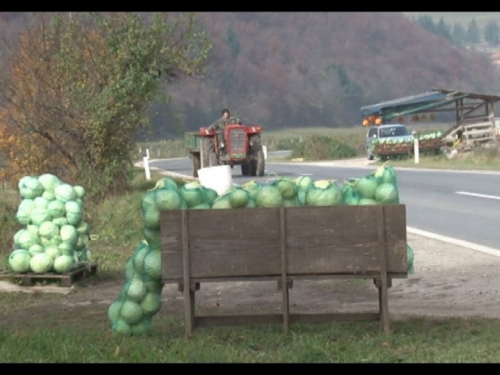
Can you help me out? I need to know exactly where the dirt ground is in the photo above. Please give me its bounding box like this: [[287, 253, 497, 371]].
[[2, 231, 500, 325], [1, 158, 499, 327]]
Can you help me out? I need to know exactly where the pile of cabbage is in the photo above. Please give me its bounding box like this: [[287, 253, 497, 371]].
[[108, 177, 201, 336], [108, 163, 414, 336], [7, 174, 91, 275]]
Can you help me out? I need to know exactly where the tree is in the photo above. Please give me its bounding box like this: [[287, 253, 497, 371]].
[[484, 20, 500, 46], [223, 24, 240, 59], [0, 12, 212, 201], [415, 15, 437, 35], [451, 22, 466, 47], [436, 17, 453, 43], [466, 18, 481, 44]]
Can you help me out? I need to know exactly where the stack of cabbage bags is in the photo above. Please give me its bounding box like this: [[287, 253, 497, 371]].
[[108, 163, 414, 336], [108, 178, 219, 335], [8, 174, 91, 275]]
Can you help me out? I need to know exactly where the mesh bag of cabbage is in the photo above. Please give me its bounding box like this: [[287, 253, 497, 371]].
[[406, 243, 415, 274], [270, 177, 299, 207], [294, 175, 314, 206], [304, 179, 343, 207], [109, 176, 193, 335], [108, 240, 163, 336], [352, 163, 400, 205]]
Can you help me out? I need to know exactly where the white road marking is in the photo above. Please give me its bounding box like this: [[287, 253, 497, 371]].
[[455, 191, 500, 201], [407, 227, 500, 258]]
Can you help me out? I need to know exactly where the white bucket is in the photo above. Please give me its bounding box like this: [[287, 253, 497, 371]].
[[197, 165, 233, 196]]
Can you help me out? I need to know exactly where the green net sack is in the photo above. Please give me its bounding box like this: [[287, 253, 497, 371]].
[[240, 180, 262, 208], [270, 177, 299, 207], [350, 163, 399, 205], [294, 175, 314, 206], [141, 178, 186, 233], [212, 186, 254, 209], [8, 174, 91, 274], [109, 176, 187, 335], [406, 243, 415, 274], [179, 181, 217, 209], [304, 180, 343, 206], [255, 183, 284, 207], [341, 180, 362, 205], [107, 240, 163, 336]]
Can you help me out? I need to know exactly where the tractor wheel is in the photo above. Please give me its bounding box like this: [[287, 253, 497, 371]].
[[201, 137, 218, 168], [241, 161, 250, 176], [249, 134, 262, 153], [255, 150, 265, 176], [208, 150, 218, 167], [250, 150, 265, 177], [249, 134, 264, 176], [191, 153, 201, 177]]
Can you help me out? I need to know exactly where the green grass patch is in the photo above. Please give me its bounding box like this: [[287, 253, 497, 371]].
[[378, 146, 500, 171], [290, 135, 357, 161], [0, 315, 500, 362]]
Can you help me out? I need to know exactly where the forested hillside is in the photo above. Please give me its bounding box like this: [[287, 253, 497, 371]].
[[158, 12, 500, 137], [1, 12, 499, 139]]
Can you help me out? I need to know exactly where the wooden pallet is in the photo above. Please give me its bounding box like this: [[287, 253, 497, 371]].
[[0, 262, 98, 287]]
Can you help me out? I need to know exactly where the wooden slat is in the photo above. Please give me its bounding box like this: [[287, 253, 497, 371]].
[[285, 205, 406, 275], [279, 207, 290, 333], [162, 208, 282, 279], [462, 121, 493, 128], [194, 313, 381, 328], [0, 263, 98, 287], [377, 205, 390, 335], [181, 209, 194, 337], [195, 314, 284, 327], [290, 313, 380, 324], [463, 129, 495, 137], [162, 273, 407, 284], [161, 205, 408, 280]]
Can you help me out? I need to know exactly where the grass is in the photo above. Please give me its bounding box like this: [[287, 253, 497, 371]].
[[372, 146, 500, 171], [1, 127, 500, 362], [1, 311, 500, 362]]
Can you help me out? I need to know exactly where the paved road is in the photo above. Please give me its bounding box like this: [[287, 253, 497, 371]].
[[150, 157, 500, 251]]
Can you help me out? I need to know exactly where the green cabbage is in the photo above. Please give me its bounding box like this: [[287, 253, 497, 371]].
[[18, 176, 43, 199], [39, 221, 60, 239], [30, 252, 53, 273], [54, 184, 76, 202], [37, 173, 62, 192], [53, 254, 74, 273], [8, 249, 32, 273]]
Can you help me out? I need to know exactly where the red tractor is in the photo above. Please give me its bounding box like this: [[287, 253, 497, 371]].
[[185, 122, 266, 178]]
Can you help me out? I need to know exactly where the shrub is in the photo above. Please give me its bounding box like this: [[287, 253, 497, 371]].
[[291, 135, 357, 160]]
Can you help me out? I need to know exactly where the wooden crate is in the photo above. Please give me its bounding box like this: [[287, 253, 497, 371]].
[[0, 262, 98, 287], [161, 205, 408, 337]]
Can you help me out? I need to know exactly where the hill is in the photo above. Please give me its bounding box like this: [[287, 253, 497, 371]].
[[1, 12, 499, 138], [157, 12, 500, 137]]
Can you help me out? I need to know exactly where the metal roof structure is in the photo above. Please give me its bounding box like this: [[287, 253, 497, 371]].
[[360, 88, 500, 123]]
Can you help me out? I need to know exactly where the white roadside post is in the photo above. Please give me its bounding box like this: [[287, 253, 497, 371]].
[[413, 132, 419, 164], [146, 148, 150, 160], [143, 155, 151, 180]]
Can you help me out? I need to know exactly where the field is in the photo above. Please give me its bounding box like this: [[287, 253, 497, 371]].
[[1, 126, 500, 363]]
